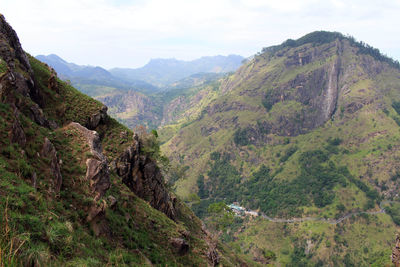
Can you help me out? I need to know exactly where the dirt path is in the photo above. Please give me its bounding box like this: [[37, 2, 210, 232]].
[[258, 201, 394, 225]]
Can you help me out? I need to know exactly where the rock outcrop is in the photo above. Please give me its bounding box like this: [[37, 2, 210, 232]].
[[40, 137, 62, 192], [86, 105, 108, 130], [67, 122, 110, 201], [66, 122, 111, 236], [170, 238, 189, 255], [115, 133, 177, 220], [0, 15, 44, 107], [393, 234, 400, 267], [10, 115, 26, 147], [29, 103, 57, 129], [0, 14, 31, 73]]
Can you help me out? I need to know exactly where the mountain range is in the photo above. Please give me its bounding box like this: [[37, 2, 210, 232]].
[[36, 53, 244, 94], [109, 55, 244, 88], [3, 10, 400, 266]]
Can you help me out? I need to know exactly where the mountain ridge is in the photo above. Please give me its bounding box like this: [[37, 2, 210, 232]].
[[158, 30, 400, 265], [109, 54, 244, 88]]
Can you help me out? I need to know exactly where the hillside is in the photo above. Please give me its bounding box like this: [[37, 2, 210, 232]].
[[159, 31, 400, 266], [0, 15, 251, 266]]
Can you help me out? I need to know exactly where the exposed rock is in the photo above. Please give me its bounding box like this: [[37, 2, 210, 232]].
[[67, 122, 110, 200], [115, 133, 177, 220], [0, 15, 44, 108], [107, 195, 117, 208], [86, 105, 108, 130], [86, 158, 109, 201], [170, 238, 189, 255], [29, 104, 58, 129], [0, 15, 32, 73], [31, 172, 37, 188], [86, 201, 110, 237], [87, 201, 106, 222], [119, 131, 128, 144], [66, 122, 111, 236], [40, 137, 62, 192], [30, 104, 46, 126], [48, 68, 59, 93], [200, 223, 221, 266], [207, 246, 220, 266], [10, 118, 26, 147]]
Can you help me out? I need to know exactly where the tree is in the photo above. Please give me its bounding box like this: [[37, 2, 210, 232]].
[[206, 202, 234, 231], [197, 174, 208, 198]]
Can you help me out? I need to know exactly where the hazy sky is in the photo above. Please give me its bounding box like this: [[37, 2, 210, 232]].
[[2, 0, 399, 69]]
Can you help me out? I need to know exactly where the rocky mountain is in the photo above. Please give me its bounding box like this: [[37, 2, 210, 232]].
[[0, 15, 251, 266], [109, 55, 244, 88], [159, 31, 400, 265]]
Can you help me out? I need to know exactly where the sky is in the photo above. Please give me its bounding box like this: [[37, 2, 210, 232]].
[[2, 0, 400, 69]]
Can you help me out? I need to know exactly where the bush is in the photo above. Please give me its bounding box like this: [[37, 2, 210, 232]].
[[233, 128, 250, 146], [264, 250, 276, 261], [262, 90, 276, 111], [280, 146, 298, 162], [197, 174, 208, 199], [392, 101, 400, 115]]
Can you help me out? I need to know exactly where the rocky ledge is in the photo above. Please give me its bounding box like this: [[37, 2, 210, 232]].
[[115, 133, 177, 220]]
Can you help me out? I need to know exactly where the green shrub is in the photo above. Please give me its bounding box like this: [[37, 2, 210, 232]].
[[393, 101, 400, 115], [233, 128, 250, 146], [280, 146, 298, 162], [262, 90, 276, 111]]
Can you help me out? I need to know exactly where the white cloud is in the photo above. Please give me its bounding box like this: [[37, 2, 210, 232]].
[[2, 0, 399, 68]]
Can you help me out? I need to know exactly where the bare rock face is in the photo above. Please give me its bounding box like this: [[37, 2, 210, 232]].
[[0, 15, 43, 107], [392, 234, 400, 267], [115, 133, 177, 220], [86, 105, 108, 130], [40, 137, 62, 192], [86, 158, 109, 201], [10, 117, 26, 147], [66, 122, 111, 236], [48, 68, 59, 93], [67, 122, 110, 201], [0, 15, 31, 73], [207, 246, 220, 267]]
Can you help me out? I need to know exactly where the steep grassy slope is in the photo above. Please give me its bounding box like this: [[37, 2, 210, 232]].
[[160, 31, 400, 265], [0, 15, 250, 266]]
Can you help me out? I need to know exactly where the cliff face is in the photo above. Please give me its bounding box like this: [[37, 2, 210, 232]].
[[0, 15, 248, 266], [115, 133, 177, 219]]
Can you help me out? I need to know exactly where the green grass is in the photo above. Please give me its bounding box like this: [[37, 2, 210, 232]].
[[29, 56, 104, 127], [0, 58, 7, 73]]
